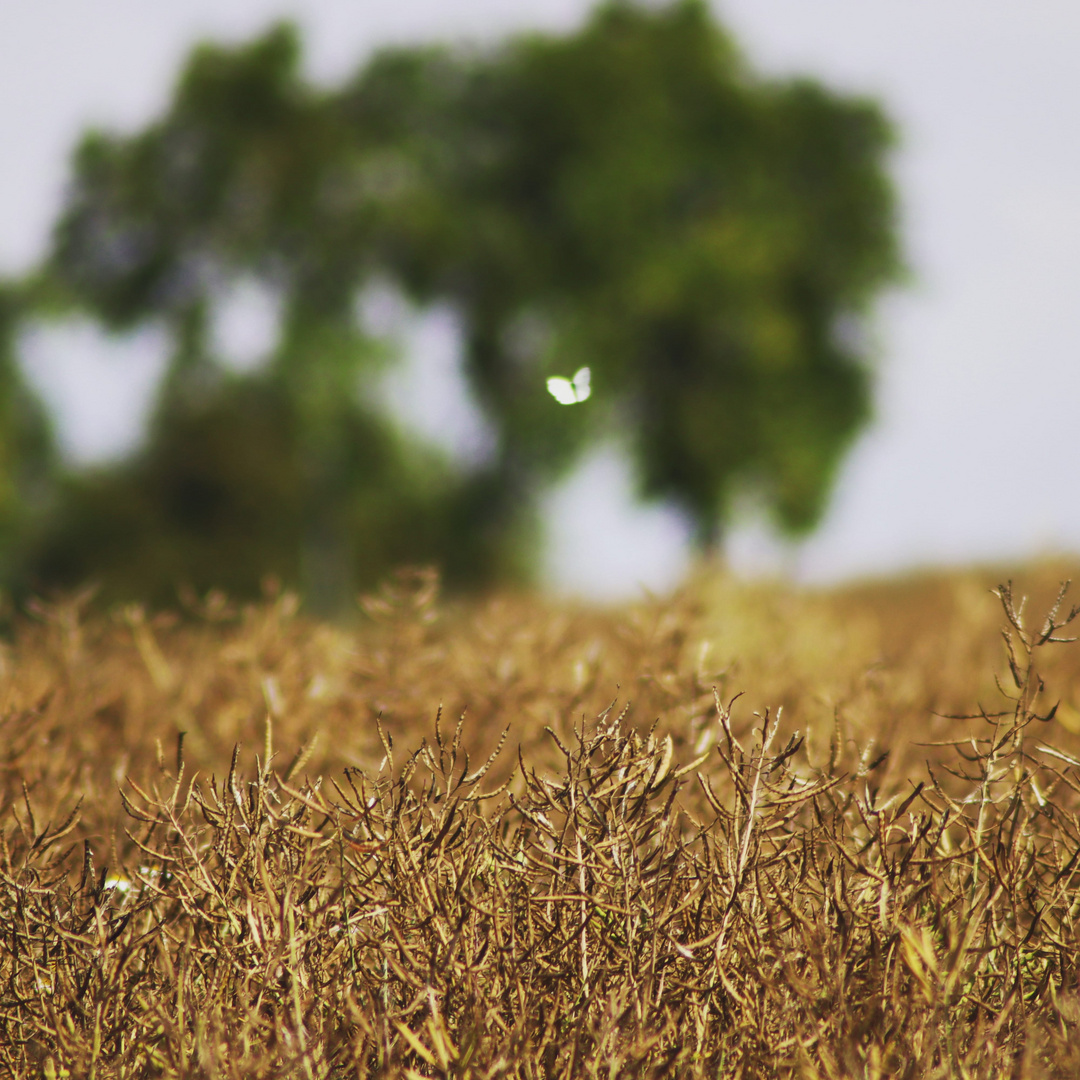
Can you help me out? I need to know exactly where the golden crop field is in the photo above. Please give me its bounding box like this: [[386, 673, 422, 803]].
[[2, 560, 1080, 1078]]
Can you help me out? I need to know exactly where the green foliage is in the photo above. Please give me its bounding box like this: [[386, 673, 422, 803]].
[[26, 376, 520, 609], [6, 0, 901, 606], [0, 284, 56, 584], [361, 0, 900, 538]]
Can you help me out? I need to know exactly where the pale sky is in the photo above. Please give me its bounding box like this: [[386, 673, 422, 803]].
[[3, 1, 1080, 599]]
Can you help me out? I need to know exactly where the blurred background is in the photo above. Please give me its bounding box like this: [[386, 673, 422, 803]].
[[1, 0, 1077, 609]]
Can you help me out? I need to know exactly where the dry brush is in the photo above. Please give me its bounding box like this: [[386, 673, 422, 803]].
[[1, 566, 1080, 1076]]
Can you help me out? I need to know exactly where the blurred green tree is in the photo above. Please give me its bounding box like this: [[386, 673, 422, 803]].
[[0, 283, 56, 594], [7, 0, 900, 609]]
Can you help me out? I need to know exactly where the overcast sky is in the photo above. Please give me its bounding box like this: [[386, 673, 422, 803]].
[[3, 0, 1079, 599]]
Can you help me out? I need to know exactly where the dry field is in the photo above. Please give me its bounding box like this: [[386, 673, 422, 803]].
[[2, 561, 1080, 1077]]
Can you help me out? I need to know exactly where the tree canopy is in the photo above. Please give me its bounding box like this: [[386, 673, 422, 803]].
[[4, 0, 901, 608]]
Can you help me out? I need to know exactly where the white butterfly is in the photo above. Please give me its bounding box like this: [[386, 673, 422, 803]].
[[546, 366, 591, 405]]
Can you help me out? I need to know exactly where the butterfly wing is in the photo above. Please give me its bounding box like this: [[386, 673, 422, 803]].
[[546, 376, 577, 405], [571, 367, 591, 401]]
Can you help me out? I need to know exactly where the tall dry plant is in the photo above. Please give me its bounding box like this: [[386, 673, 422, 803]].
[[0, 567, 1079, 1076]]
